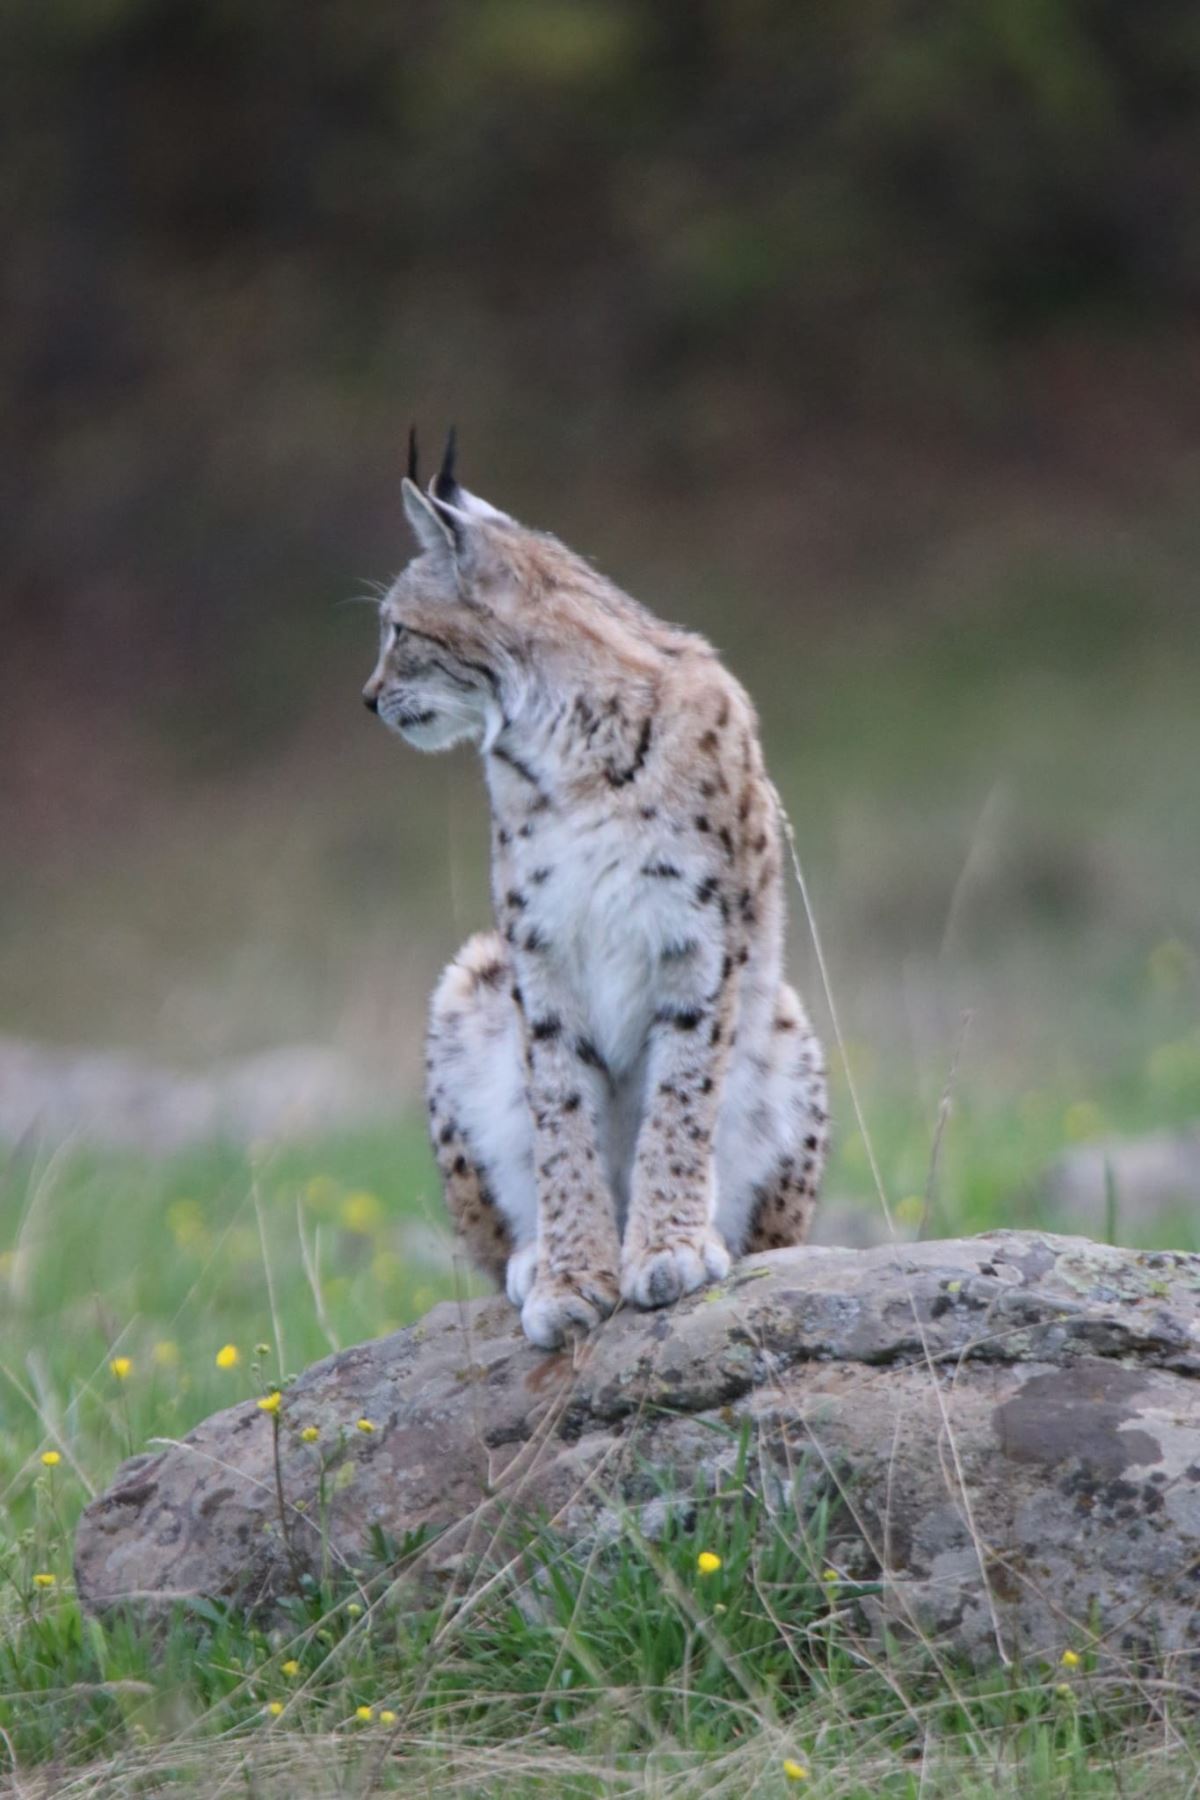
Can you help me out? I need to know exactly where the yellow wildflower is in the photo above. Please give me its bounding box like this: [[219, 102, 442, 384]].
[[783, 1759, 809, 1782], [346, 1602, 363, 1618], [109, 1356, 133, 1380], [696, 1551, 722, 1575], [265, 1701, 284, 1717], [379, 1709, 397, 1725], [282, 1659, 301, 1678], [355, 1705, 374, 1722], [821, 1567, 839, 1584], [300, 1425, 320, 1443], [257, 1391, 283, 1414], [340, 1190, 383, 1235], [216, 1344, 240, 1370], [33, 1573, 56, 1588], [40, 1450, 62, 1468], [1061, 1648, 1081, 1669], [356, 1417, 376, 1434]]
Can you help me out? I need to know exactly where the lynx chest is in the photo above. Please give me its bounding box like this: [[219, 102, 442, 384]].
[[502, 800, 710, 1076]]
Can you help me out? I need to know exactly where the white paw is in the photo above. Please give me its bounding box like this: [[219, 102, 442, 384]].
[[620, 1233, 731, 1310], [505, 1242, 539, 1307], [520, 1272, 618, 1350]]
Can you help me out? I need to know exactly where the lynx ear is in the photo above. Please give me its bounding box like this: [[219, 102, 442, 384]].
[[402, 476, 457, 556], [403, 428, 513, 583], [429, 426, 513, 527]]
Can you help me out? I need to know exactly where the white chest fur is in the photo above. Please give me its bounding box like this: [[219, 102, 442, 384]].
[[492, 779, 712, 1077]]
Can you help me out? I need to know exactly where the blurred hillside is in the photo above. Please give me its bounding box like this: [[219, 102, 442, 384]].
[[1, 0, 1198, 1111]]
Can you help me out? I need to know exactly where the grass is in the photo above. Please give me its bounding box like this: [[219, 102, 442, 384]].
[[2, 1023, 1199, 1793]]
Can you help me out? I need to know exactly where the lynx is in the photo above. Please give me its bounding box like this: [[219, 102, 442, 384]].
[[362, 432, 828, 1349]]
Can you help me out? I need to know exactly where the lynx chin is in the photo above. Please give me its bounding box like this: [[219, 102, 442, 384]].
[[362, 431, 828, 1349]]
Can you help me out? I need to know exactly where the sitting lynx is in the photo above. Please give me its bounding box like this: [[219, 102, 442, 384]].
[[362, 433, 828, 1348]]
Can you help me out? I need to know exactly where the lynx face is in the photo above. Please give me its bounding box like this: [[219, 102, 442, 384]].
[[364, 585, 490, 753], [363, 543, 503, 752], [362, 455, 519, 753]]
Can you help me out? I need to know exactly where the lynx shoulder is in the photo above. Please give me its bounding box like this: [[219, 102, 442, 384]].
[[362, 433, 827, 1348]]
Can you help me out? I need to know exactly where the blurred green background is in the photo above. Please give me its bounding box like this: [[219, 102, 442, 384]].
[[1, 0, 1198, 1156]]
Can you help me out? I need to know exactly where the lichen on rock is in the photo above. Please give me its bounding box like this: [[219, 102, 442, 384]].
[[75, 1231, 1200, 1667]]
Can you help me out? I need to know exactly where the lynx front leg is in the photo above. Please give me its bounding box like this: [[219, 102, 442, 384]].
[[514, 965, 622, 1349], [620, 935, 736, 1309]]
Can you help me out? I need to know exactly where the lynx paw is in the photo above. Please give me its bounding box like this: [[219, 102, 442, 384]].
[[505, 1243, 539, 1307], [520, 1269, 619, 1350], [620, 1233, 731, 1310]]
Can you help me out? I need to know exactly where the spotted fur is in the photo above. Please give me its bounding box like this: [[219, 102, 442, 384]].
[[363, 450, 828, 1348]]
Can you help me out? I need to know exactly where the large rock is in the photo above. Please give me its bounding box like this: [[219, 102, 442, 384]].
[[76, 1231, 1200, 1667]]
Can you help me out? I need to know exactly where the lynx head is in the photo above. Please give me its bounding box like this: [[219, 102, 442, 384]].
[[362, 428, 533, 753]]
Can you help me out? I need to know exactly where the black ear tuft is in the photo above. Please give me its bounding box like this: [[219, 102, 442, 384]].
[[431, 424, 460, 505], [407, 424, 419, 486]]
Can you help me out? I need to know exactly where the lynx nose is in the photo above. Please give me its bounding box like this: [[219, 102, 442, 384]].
[[362, 690, 379, 713]]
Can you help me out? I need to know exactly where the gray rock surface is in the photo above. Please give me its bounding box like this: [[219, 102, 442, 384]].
[[76, 1231, 1200, 1667]]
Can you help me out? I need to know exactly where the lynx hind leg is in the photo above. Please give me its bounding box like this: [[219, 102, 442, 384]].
[[717, 983, 829, 1256], [425, 931, 536, 1294], [743, 986, 828, 1252]]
